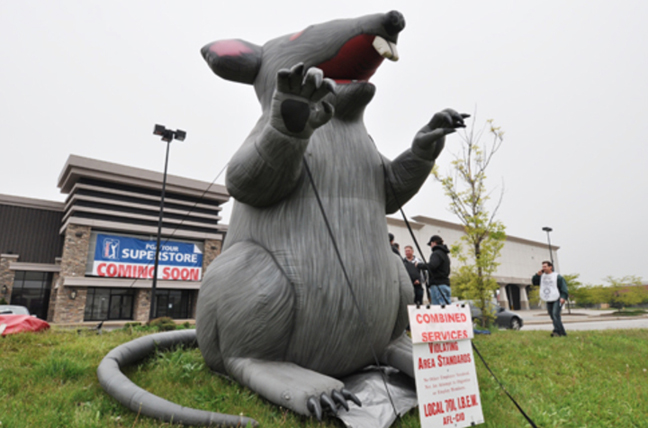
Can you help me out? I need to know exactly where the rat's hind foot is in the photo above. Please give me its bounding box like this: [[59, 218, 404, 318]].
[[226, 358, 357, 418], [306, 388, 361, 420]]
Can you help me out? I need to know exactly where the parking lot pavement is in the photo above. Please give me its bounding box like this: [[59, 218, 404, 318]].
[[514, 308, 648, 325]]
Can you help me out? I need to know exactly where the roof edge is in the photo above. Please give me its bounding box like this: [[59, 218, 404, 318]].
[[0, 193, 65, 211]]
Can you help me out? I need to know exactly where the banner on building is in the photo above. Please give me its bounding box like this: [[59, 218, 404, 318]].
[[91, 234, 203, 281], [408, 305, 484, 428]]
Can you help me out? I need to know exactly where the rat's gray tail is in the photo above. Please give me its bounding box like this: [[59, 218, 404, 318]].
[[97, 329, 258, 427]]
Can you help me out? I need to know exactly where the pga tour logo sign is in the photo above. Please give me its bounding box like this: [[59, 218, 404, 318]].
[[92, 234, 203, 281], [102, 238, 120, 260]]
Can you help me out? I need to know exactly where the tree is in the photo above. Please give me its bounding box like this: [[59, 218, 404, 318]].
[[570, 276, 647, 309], [588, 284, 614, 307], [562, 273, 582, 313], [567, 275, 598, 308], [434, 117, 506, 327], [527, 285, 541, 308], [605, 275, 645, 309]]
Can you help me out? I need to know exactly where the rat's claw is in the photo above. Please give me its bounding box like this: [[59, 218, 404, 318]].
[[452, 112, 468, 128], [331, 390, 349, 411], [302, 67, 324, 97], [287, 63, 305, 92], [311, 77, 337, 101], [342, 388, 362, 407], [320, 393, 338, 415], [307, 396, 322, 421]]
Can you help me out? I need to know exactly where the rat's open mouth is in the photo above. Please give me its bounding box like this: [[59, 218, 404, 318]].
[[315, 34, 398, 84]]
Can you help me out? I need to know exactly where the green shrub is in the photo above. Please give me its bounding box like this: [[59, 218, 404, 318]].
[[147, 316, 177, 331], [123, 321, 142, 328]]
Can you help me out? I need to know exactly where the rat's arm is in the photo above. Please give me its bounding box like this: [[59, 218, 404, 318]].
[[226, 64, 335, 207], [384, 109, 468, 213]]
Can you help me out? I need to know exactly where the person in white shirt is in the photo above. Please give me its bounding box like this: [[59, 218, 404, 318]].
[[532, 261, 569, 337]]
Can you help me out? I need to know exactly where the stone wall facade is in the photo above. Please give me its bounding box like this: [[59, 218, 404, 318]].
[[203, 239, 222, 271], [0, 254, 18, 303], [133, 288, 151, 322], [52, 225, 91, 323], [196, 238, 223, 318], [46, 258, 62, 321]]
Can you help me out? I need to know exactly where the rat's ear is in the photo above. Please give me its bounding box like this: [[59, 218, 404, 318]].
[[201, 39, 262, 85]]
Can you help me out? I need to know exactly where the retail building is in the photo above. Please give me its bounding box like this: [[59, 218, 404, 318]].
[[0, 155, 228, 324]]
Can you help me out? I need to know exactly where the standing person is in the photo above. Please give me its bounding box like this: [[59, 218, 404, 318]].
[[403, 245, 432, 302], [532, 261, 568, 337], [418, 235, 451, 305], [403, 245, 423, 305], [388, 233, 400, 256], [403, 245, 424, 266]]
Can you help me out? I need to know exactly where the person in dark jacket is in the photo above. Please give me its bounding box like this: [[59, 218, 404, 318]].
[[418, 235, 451, 305], [388, 233, 400, 256], [402, 246, 423, 305]]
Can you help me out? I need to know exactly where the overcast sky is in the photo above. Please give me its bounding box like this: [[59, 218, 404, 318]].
[[1, 1, 647, 285]]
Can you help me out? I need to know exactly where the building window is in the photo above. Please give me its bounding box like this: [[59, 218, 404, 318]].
[[154, 289, 194, 319], [10, 271, 53, 319], [84, 288, 134, 321]]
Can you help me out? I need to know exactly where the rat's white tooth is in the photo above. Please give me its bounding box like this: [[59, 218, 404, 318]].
[[373, 36, 398, 61], [388, 41, 399, 61]]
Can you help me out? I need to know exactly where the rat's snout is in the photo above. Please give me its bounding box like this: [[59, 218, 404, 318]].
[[383, 11, 405, 36]]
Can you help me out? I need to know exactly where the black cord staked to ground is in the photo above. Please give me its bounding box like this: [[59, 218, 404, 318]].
[[302, 156, 401, 422], [471, 343, 539, 428]]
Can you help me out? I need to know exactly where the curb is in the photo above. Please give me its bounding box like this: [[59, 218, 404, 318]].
[[523, 315, 648, 325], [51, 319, 196, 330]]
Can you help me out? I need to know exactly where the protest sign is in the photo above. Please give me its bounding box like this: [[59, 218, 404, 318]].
[[409, 305, 484, 427]]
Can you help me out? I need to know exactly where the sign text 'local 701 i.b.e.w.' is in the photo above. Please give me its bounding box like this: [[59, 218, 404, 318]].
[[92, 234, 203, 281], [408, 304, 484, 427]]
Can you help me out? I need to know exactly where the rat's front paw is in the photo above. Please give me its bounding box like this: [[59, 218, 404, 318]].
[[270, 63, 336, 138]]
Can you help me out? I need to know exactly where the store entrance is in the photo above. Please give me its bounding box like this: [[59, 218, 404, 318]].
[[154, 289, 194, 319], [10, 271, 52, 319], [84, 288, 135, 321], [506, 284, 521, 310]]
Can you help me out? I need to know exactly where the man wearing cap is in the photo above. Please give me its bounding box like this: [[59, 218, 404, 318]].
[[418, 235, 452, 305], [532, 261, 568, 337]]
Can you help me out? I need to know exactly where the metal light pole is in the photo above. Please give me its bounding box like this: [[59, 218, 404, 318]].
[[542, 226, 554, 266], [149, 124, 186, 320]]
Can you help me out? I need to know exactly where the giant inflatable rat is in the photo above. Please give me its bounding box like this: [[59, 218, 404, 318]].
[[97, 10, 467, 427]]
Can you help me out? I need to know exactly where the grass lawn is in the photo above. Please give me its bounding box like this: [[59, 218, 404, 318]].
[[607, 309, 648, 317], [1, 326, 647, 428]]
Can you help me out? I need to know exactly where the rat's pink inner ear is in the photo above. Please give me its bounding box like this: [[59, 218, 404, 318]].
[[210, 40, 255, 56], [201, 39, 262, 85]]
